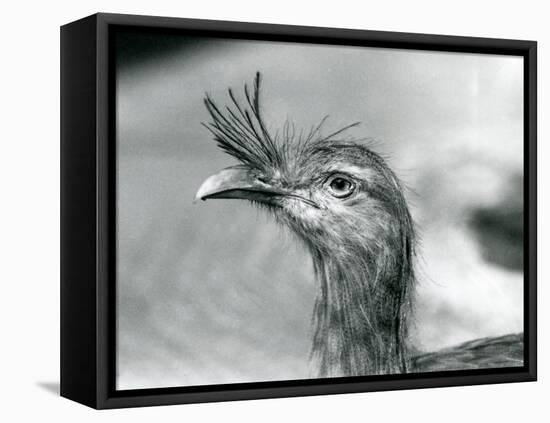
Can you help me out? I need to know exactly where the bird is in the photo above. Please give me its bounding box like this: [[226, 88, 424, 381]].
[[194, 72, 524, 378]]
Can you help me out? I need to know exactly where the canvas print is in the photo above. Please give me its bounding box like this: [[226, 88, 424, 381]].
[[115, 29, 524, 390]]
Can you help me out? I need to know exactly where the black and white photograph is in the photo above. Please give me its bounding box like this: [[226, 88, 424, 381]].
[[114, 28, 526, 390], [4, 0, 548, 420]]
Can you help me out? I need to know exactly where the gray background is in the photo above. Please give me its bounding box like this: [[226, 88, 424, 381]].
[[115, 31, 523, 389]]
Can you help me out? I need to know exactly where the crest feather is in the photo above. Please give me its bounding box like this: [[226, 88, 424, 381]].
[[202, 72, 361, 172], [203, 72, 281, 170]]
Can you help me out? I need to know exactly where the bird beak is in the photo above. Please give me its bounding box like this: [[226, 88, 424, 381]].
[[194, 167, 287, 205], [195, 167, 320, 208]]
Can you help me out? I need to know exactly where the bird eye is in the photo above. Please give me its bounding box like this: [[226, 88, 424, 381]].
[[326, 174, 356, 198]]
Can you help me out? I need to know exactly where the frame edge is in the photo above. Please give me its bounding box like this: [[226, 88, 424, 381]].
[[60, 13, 100, 409]]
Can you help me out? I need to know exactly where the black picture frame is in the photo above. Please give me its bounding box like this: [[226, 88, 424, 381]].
[[60, 12, 537, 409]]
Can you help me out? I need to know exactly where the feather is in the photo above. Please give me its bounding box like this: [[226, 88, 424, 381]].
[[412, 333, 524, 372]]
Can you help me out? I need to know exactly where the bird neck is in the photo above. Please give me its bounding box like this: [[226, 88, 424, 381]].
[[309, 231, 414, 377]]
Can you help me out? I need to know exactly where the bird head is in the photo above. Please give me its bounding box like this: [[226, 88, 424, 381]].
[[195, 73, 413, 260], [195, 73, 416, 376]]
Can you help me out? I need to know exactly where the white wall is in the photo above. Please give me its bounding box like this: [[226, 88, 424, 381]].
[[2, 0, 546, 421]]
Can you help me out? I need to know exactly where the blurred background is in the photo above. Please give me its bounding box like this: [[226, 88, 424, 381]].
[[115, 29, 524, 390]]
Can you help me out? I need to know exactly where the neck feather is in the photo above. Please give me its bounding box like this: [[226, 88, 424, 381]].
[[309, 225, 415, 377]]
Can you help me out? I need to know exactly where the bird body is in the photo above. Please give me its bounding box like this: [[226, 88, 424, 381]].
[[413, 333, 524, 372], [195, 73, 523, 376]]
